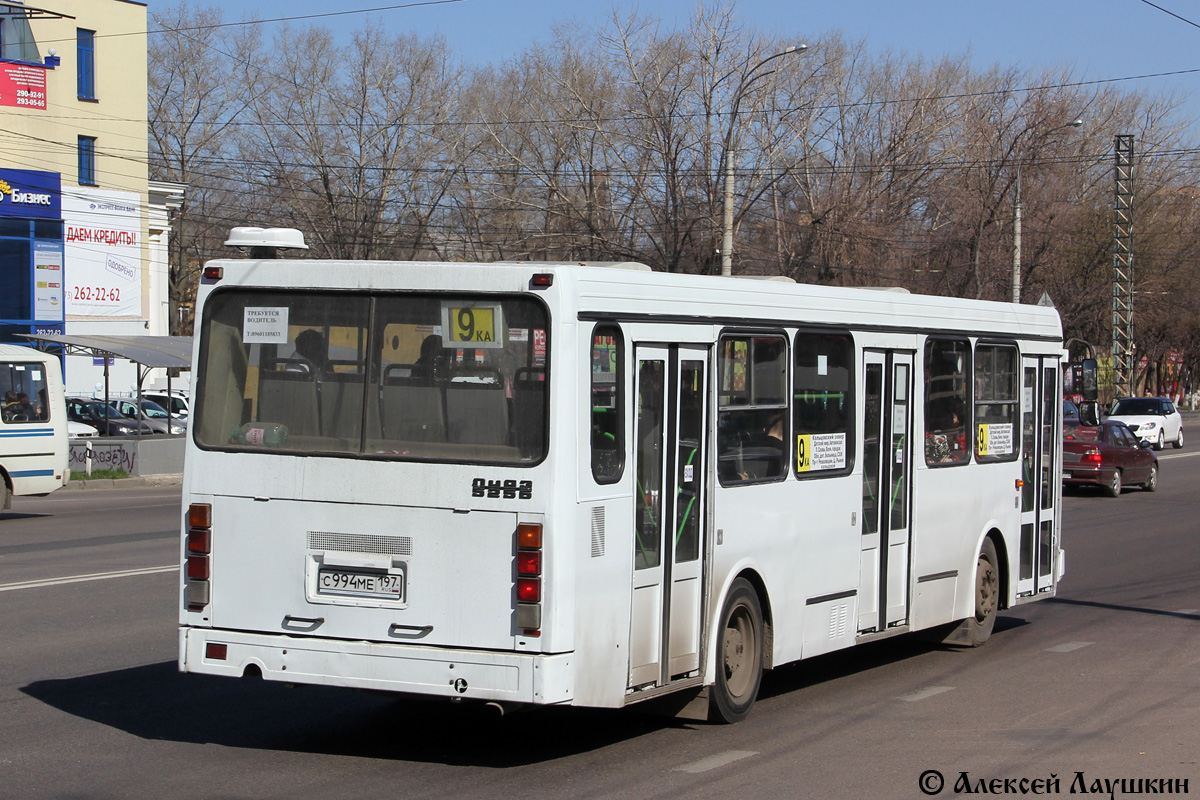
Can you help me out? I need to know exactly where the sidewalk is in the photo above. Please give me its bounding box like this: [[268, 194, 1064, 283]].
[[62, 473, 183, 491]]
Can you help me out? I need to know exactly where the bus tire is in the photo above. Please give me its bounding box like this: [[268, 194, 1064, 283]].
[[1, 477, 10, 511], [709, 578, 764, 724], [965, 537, 999, 646]]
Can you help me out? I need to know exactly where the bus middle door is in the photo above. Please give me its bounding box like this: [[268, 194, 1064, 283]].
[[859, 350, 914, 634], [629, 344, 708, 690]]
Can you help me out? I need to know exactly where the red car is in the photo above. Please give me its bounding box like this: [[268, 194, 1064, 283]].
[[1063, 420, 1158, 497]]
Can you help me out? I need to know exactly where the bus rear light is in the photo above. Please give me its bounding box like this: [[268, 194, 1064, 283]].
[[202, 266, 224, 281], [517, 523, 542, 549], [187, 527, 211, 554], [516, 577, 540, 603], [186, 579, 210, 610], [187, 555, 210, 580], [530, 273, 553, 288], [188, 503, 212, 528], [517, 551, 541, 576], [205, 643, 228, 660]]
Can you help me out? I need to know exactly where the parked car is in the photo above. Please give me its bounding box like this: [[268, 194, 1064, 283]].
[[68, 420, 99, 437], [107, 398, 187, 435], [65, 398, 154, 436], [142, 391, 189, 418], [1063, 420, 1158, 497], [1107, 396, 1183, 450]]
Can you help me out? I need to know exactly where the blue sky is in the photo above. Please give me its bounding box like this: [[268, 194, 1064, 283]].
[[174, 0, 1200, 130]]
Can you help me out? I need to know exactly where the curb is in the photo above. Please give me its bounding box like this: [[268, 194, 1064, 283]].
[[63, 473, 183, 491]]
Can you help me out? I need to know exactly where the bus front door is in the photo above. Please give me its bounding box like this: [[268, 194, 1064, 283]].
[[629, 345, 708, 689], [1017, 357, 1060, 597], [859, 350, 914, 634]]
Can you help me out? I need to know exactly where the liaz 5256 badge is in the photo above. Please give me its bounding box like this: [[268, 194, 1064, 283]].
[[472, 478, 533, 499]]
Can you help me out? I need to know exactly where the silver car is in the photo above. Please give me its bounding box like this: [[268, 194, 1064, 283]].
[[108, 398, 187, 435], [1107, 397, 1183, 450]]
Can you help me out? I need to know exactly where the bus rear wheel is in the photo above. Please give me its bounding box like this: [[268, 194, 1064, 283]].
[[709, 578, 764, 724], [962, 538, 999, 647]]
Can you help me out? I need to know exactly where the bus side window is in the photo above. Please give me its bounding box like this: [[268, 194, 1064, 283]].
[[591, 326, 623, 483], [924, 338, 971, 465], [717, 334, 788, 485], [793, 331, 853, 476]]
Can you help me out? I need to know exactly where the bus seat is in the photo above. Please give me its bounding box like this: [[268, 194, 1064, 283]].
[[446, 382, 509, 445], [380, 373, 445, 443], [257, 370, 319, 437], [511, 367, 546, 454], [320, 372, 365, 441]]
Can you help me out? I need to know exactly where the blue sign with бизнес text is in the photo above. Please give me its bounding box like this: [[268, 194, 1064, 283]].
[[0, 168, 60, 219]]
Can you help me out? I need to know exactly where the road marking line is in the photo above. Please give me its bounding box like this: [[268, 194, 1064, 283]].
[[897, 686, 953, 702], [1177, 608, 1199, 615], [1045, 641, 1094, 653], [1156, 451, 1200, 461], [675, 750, 759, 773], [0, 565, 177, 592]]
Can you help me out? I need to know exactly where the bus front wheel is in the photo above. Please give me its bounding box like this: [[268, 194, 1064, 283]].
[[709, 578, 764, 724]]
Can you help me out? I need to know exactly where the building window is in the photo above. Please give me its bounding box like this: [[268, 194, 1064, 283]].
[[78, 136, 97, 185], [77, 28, 95, 100]]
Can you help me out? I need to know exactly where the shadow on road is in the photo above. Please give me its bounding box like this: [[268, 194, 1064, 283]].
[[22, 618, 1037, 763], [21, 661, 680, 765], [758, 614, 1029, 702]]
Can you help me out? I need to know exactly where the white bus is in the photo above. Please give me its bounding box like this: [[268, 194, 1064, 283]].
[[179, 236, 1064, 722], [1, 343, 70, 511]]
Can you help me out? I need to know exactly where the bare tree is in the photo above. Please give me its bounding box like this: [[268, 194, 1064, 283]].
[[148, 2, 261, 332]]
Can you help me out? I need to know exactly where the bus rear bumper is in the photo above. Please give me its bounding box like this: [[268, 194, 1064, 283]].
[[179, 627, 575, 705]]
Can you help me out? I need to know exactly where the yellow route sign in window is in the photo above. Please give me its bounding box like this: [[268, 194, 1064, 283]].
[[442, 303, 504, 348]]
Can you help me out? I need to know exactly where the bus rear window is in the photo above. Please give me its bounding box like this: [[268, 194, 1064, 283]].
[[194, 290, 549, 464]]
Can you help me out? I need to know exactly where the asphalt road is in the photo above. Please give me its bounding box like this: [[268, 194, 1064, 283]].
[[1, 433, 1197, 800]]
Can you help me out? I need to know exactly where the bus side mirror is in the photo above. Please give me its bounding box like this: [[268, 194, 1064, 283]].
[[1080, 359, 1099, 401], [1079, 400, 1100, 427]]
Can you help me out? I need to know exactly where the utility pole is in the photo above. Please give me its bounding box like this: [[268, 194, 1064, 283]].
[[1112, 135, 1135, 397]]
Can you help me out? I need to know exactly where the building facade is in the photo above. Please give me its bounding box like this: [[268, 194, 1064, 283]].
[[0, 0, 176, 396]]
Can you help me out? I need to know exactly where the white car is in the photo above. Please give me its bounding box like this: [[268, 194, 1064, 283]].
[[68, 420, 99, 437], [1107, 397, 1183, 450], [143, 391, 189, 418]]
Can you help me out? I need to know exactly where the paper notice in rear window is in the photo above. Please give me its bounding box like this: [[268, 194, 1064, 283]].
[[243, 307, 289, 343]]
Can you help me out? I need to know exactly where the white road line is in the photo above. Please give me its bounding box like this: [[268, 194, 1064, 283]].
[[1045, 641, 1094, 653], [0, 565, 177, 592], [675, 750, 759, 774], [1176, 609, 1199, 615], [1156, 451, 1200, 461], [897, 686, 953, 702]]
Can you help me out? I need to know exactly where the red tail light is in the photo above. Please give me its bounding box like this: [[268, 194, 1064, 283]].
[[1083, 448, 1102, 464], [517, 577, 541, 602], [515, 522, 543, 634], [187, 554, 210, 580], [517, 551, 541, 576], [186, 503, 212, 611], [187, 527, 211, 554]]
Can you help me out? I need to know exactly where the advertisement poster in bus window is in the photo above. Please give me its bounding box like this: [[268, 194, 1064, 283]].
[[533, 328, 546, 366], [63, 188, 141, 317]]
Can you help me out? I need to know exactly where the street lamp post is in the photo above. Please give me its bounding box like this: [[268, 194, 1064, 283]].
[[1012, 117, 1083, 303], [720, 44, 807, 277]]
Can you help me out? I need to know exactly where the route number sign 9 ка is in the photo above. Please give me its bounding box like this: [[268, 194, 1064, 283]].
[[442, 302, 505, 349]]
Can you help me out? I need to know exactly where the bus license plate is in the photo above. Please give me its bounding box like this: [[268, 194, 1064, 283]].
[[317, 568, 404, 601]]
